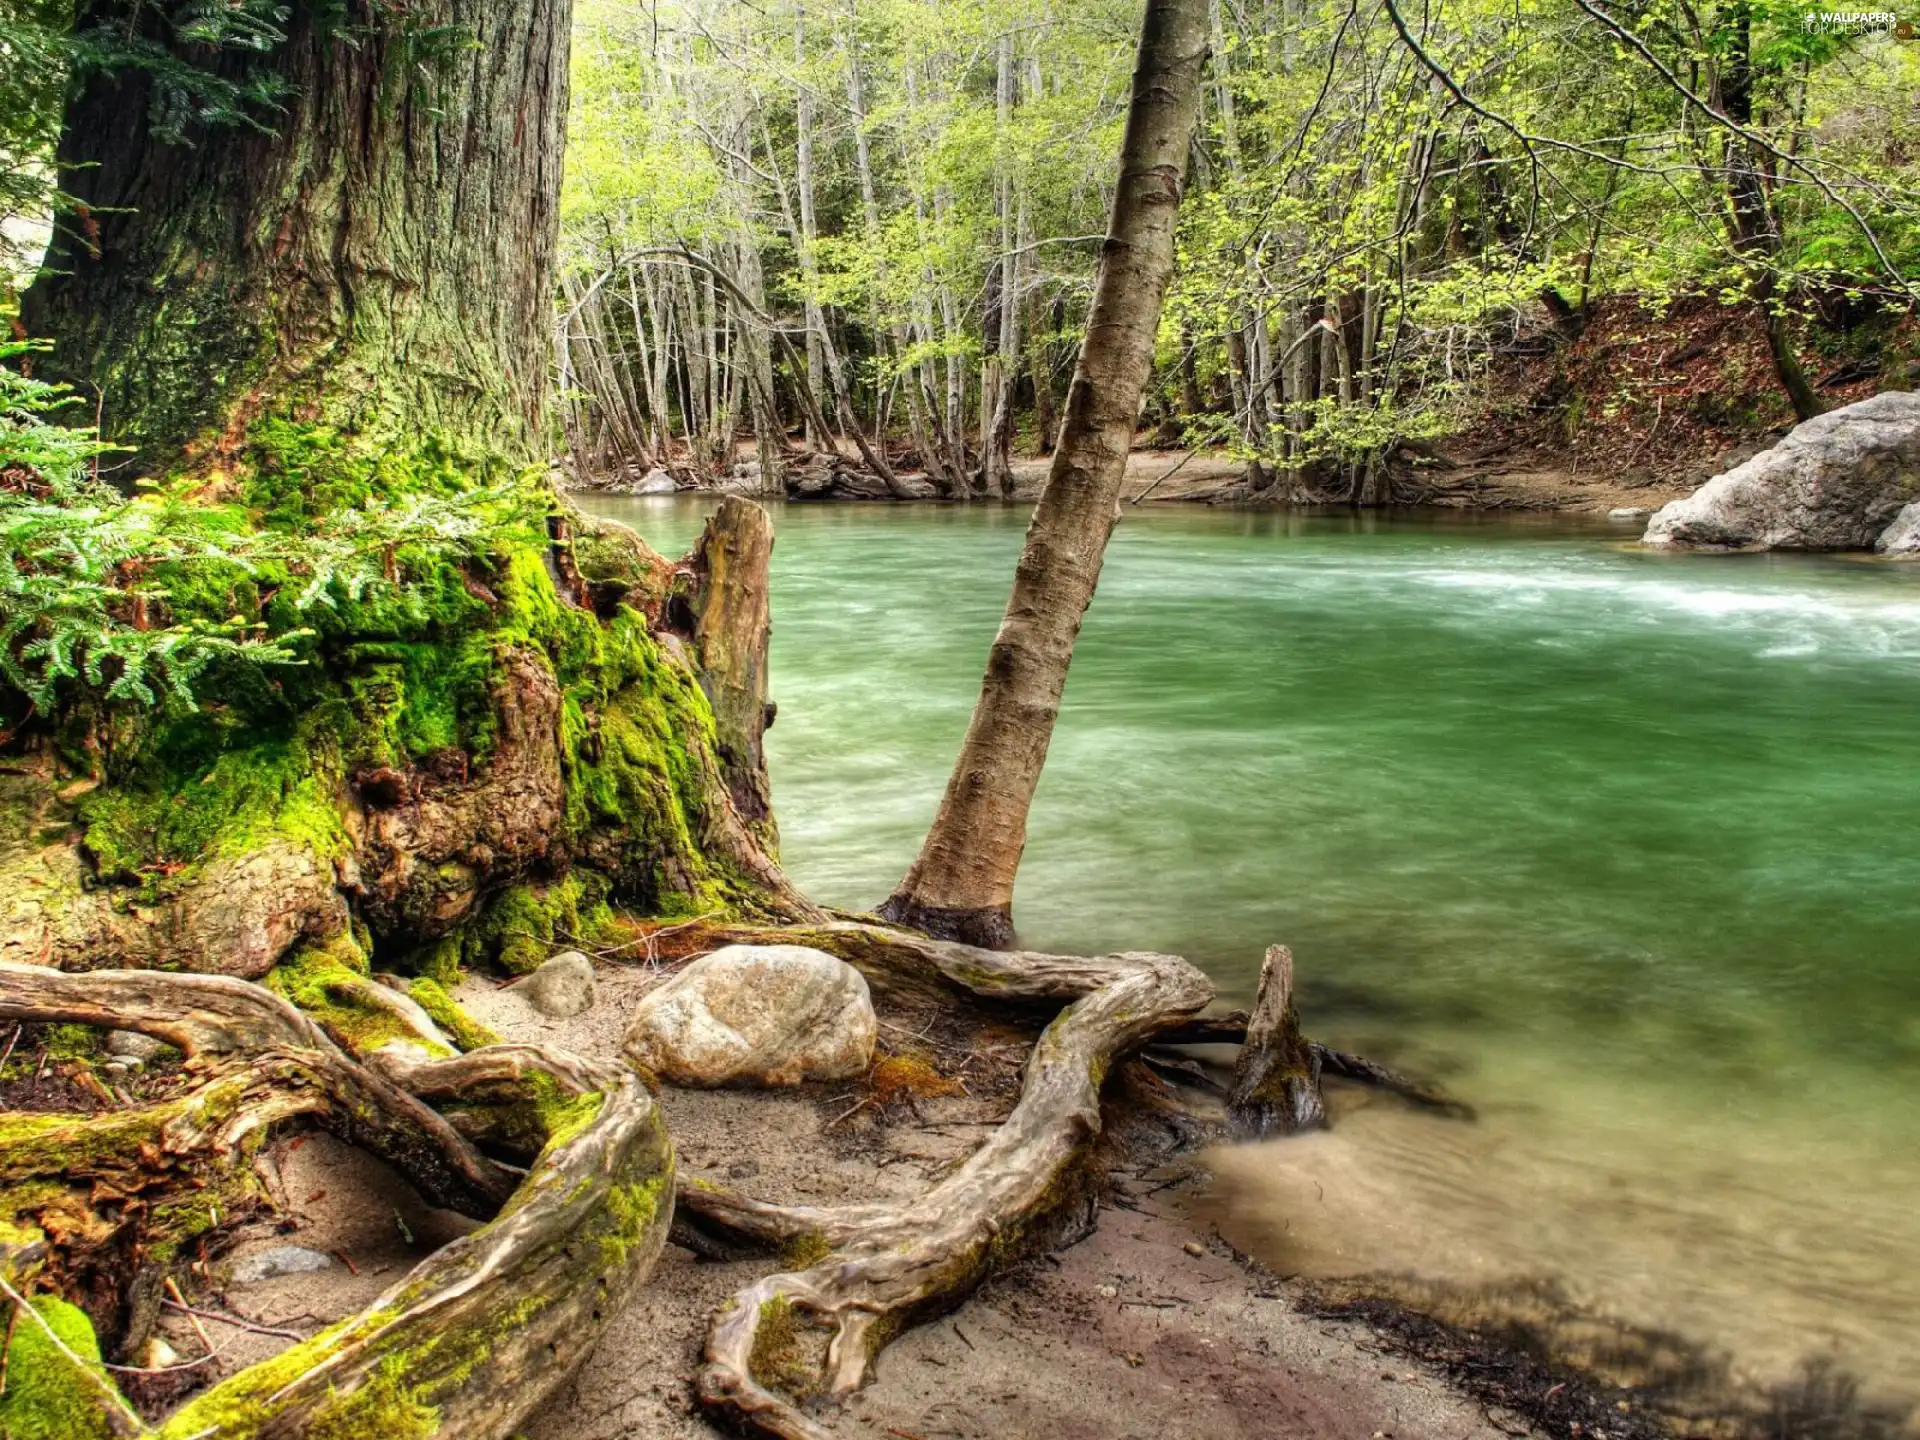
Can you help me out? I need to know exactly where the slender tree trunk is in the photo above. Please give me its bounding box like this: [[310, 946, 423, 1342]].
[[25, 0, 568, 473], [878, 0, 1209, 946], [1714, 1, 1822, 421]]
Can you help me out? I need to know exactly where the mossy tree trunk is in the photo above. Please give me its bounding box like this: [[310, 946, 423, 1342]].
[[24, 0, 568, 473], [2, 4, 801, 1428]]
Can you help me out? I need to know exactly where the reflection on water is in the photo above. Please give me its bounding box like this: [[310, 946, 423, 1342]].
[[582, 495, 1920, 1425]]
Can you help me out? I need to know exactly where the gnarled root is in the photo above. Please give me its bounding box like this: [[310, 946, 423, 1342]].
[[0, 962, 674, 1440], [684, 946, 1212, 1440]]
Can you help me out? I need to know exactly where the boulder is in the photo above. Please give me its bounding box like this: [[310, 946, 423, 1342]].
[[1876, 502, 1920, 556], [631, 467, 677, 495], [622, 943, 875, 1087], [520, 950, 596, 1018], [1643, 391, 1920, 551]]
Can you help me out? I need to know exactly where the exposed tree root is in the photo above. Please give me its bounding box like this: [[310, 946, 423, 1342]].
[[680, 944, 1213, 1440], [1227, 944, 1327, 1139], [0, 963, 673, 1440]]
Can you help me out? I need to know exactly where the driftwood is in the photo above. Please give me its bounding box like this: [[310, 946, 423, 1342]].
[[0, 962, 673, 1440], [1226, 944, 1327, 1139]]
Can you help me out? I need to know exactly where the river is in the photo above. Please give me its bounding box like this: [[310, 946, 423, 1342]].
[[580, 494, 1920, 1429]]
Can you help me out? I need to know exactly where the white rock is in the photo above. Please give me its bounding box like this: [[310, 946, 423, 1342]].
[[521, 950, 596, 1018], [622, 943, 875, 1087], [1608, 506, 1650, 520], [1876, 501, 1920, 555], [632, 467, 677, 495], [105, 1029, 166, 1060], [1644, 391, 1920, 551], [229, 1245, 335, 1285]]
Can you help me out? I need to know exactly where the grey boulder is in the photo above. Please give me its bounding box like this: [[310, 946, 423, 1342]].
[[1643, 391, 1920, 551], [520, 950, 596, 1018], [622, 943, 875, 1087], [630, 467, 677, 495]]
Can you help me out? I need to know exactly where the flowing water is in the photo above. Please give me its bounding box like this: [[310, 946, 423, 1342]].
[[581, 495, 1920, 1426]]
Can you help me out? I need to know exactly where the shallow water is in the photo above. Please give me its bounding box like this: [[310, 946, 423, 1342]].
[[582, 495, 1920, 1421]]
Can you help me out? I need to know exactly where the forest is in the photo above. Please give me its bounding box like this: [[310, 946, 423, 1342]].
[[1, 1, 1918, 1439]]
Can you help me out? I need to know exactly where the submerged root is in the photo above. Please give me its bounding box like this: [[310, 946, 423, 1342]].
[[0, 962, 673, 1440], [681, 939, 1213, 1440]]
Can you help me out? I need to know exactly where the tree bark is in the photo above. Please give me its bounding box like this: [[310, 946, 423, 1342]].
[[23, 0, 570, 472], [878, 0, 1209, 946]]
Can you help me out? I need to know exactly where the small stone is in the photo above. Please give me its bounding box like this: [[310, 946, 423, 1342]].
[[622, 944, 875, 1087], [1096, 1284, 1118, 1299], [106, 1030, 165, 1061], [1607, 506, 1650, 520], [521, 950, 596, 1018], [228, 1244, 336, 1285], [139, 1337, 181, 1370], [101, 1059, 136, 1077], [1182, 1241, 1205, 1258]]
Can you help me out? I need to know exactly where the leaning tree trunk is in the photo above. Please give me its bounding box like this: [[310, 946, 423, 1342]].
[[879, 0, 1210, 946], [25, 0, 569, 471]]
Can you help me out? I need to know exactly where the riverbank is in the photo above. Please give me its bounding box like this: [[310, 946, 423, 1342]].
[[571, 444, 1695, 514], [158, 951, 1550, 1440]]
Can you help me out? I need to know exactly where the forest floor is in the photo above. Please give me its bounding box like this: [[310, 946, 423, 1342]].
[[143, 954, 1642, 1440]]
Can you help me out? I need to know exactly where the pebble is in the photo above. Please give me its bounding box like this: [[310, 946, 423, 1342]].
[[1096, 1284, 1118, 1299], [228, 1244, 336, 1285], [1182, 1241, 1204, 1257]]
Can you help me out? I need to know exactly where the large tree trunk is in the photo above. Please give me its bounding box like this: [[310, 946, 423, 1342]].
[[878, 0, 1209, 947], [24, 0, 568, 471]]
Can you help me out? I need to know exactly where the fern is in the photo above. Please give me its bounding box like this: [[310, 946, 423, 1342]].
[[1, 343, 542, 720]]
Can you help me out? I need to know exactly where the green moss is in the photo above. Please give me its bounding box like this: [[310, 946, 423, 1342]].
[[0, 1294, 125, 1440], [464, 873, 613, 975], [267, 935, 450, 1058], [79, 718, 345, 895], [405, 978, 500, 1051], [595, 1171, 669, 1272], [779, 1230, 833, 1269], [748, 1294, 820, 1398]]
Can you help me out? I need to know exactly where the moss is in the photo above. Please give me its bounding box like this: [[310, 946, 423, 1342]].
[[410, 934, 466, 988], [405, 978, 500, 1051], [78, 718, 346, 896], [267, 935, 450, 1058], [748, 1295, 820, 1398], [595, 1171, 669, 1272], [464, 873, 613, 975], [779, 1230, 833, 1270], [0, 1294, 125, 1440]]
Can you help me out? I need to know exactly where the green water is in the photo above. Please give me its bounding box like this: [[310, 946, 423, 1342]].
[[583, 495, 1920, 1413]]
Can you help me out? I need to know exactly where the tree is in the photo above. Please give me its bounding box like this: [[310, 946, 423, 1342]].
[[3, 4, 808, 1431], [878, 0, 1211, 947], [24, 0, 569, 472]]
